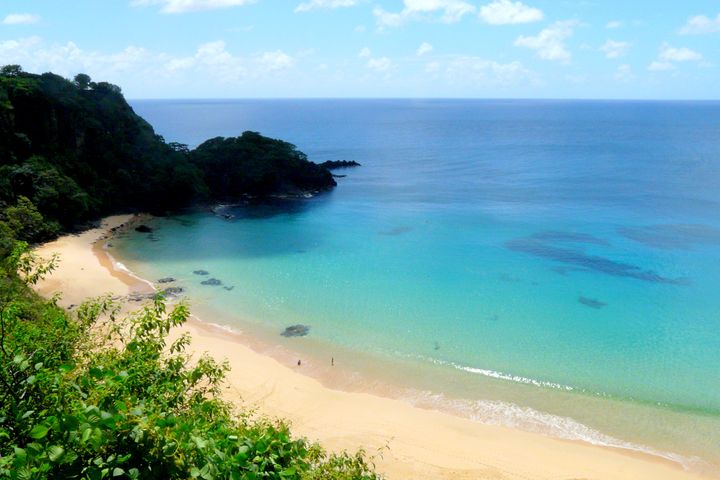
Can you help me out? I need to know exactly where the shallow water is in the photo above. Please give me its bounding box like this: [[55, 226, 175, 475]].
[[117, 99, 720, 472]]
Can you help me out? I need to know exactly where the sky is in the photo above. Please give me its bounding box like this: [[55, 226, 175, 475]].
[[0, 0, 719, 99]]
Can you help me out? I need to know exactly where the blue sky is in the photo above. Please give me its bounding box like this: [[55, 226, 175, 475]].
[[1, 0, 719, 99]]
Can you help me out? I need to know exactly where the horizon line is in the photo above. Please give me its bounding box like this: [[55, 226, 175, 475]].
[[127, 97, 720, 102]]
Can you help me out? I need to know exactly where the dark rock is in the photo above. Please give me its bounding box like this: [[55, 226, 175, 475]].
[[281, 324, 310, 337], [193, 270, 209, 276], [135, 225, 153, 233], [223, 286, 235, 291], [319, 160, 361, 170], [157, 277, 176, 283], [201, 278, 222, 286], [163, 287, 184, 296], [128, 292, 155, 302]]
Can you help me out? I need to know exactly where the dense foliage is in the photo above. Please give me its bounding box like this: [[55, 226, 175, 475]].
[[0, 65, 335, 242]]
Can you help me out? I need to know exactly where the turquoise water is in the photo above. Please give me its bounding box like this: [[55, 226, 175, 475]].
[[116, 99, 720, 472]]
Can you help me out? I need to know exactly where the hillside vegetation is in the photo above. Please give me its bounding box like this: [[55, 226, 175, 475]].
[[0, 65, 335, 243]]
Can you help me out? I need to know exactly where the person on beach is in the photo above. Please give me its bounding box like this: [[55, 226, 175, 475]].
[[297, 359, 301, 366]]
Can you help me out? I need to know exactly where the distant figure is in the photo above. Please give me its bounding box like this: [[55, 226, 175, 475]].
[[297, 359, 301, 366], [331, 357, 334, 366]]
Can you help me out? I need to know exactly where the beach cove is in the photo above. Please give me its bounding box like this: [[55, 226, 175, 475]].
[[31, 214, 716, 480]]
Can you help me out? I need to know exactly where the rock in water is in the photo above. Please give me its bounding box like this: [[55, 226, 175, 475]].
[[201, 278, 222, 286], [319, 160, 361, 169], [163, 287, 184, 296], [157, 277, 175, 283], [135, 225, 153, 233], [281, 324, 310, 337], [193, 270, 209, 276]]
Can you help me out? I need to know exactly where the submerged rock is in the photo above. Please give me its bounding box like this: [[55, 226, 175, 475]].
[[157, 277, 176, 284], [578, 296, 607, 309], [223, 286, 235, 291], [193, 270, 209, 276], [201, 278, 222, 286], [163, 287, 184, 296], [281, 324, 310, 337], [135, 224, 153, 233]]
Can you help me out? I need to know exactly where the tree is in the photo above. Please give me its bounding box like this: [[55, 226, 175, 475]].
[[0, 65, 23, 77], [73, 73, 92, 90]]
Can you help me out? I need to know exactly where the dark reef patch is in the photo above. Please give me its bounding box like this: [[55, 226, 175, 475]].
[[379, 226, 413, 236], [200, 278, 222, 286], [578, 296, 607, 309], [618, 224, 720, 250], [193, 270, 209, 276], [505, 234, 688, 285], [529, 231, 610, 246]]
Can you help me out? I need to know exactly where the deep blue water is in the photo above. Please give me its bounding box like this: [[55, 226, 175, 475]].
[[118, 99, 720, 469]]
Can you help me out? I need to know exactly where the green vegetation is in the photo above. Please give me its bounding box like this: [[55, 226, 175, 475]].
[[0, 66, 377, 479], [0, 65, 335, 241]]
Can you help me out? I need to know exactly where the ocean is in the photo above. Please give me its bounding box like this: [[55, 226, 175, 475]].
[[115, 99, 720, 474]]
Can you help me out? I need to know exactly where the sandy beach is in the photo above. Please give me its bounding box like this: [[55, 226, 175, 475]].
[[32, 215, 715, 480]]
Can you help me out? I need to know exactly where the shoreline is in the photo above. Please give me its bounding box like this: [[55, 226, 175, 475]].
[[33, 215, 716, 480]]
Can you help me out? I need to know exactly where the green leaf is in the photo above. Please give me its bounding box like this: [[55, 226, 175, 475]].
[[280, 467, 296, 477], [29, 424, 49, 439], [113, 467, 125, 477], [16, 467, 32, 480], [48, 445, 65, 462]]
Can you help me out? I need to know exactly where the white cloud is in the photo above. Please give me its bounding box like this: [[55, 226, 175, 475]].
[[358, 47, 371, 58], [374, 0, 475, 28], [478, 0, 543, 25], [295, 0, 357, 13], [130, 0, 255, 14], [0, 35, 296, 92], [260, 50, 295, 70], [600, 39, 631, 59], [2, 13, 40, 25], [367, 56, 392, 72], [425, 61, 441, 73], [442, 56, 532, 85], [658, 44, 702, 62], [613, 64, 634, 82], [648, 61, 674, 72], [605, 20, 622, 29], [416, 42, 433, 56], [679, 13, 720, 35], [646, 44, 703, 72], [514, 20, 577, 62]]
